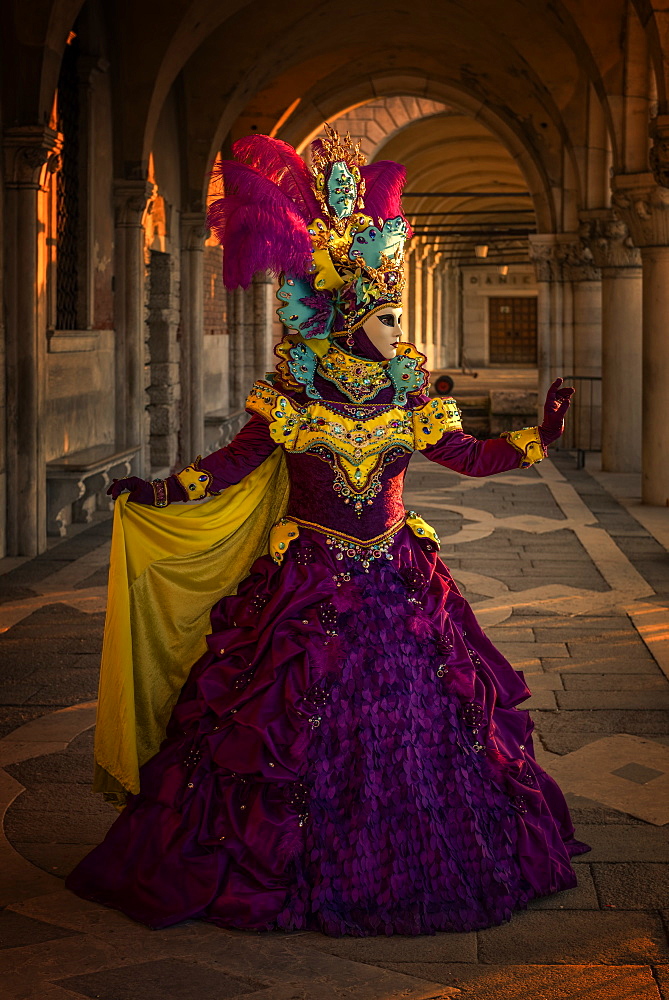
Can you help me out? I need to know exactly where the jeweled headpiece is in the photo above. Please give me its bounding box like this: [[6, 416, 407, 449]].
[[207, 126, 411, 382]]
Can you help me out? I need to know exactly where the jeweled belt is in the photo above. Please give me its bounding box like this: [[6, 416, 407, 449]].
[[268, 511, 440, 570]]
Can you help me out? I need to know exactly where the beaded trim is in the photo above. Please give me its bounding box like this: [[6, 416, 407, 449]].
[[317, 343, 391, 402], [289, 515, 404, 569], [151, 479, 169, 507], [246, 381, 462, 514]]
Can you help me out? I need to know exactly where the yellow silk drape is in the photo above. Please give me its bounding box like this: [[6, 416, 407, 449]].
[[93, 449, 289, 806]]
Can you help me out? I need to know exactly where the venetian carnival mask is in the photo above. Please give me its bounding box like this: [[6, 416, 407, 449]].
[[208, 124, 412, 343], [326, 161, 358, 220], [348, 216, 410, 269]]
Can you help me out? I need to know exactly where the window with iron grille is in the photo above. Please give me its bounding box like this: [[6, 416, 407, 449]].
[[56, 37, 80, 331]]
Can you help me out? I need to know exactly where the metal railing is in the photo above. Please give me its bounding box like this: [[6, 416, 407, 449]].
[[562, 375, 602, 468]]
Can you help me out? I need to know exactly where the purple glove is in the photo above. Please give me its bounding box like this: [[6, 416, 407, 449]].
[[539, 377, 575, 446], [107, 477, 155, 503]]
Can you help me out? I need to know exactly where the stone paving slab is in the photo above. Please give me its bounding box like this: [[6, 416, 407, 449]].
[[476, 909, 669, 964], [540, 735, 669, 825], [299, 930, 478, 964], [527, 866, 599, 910], [563, 792, 659, 826], [542, 657, 664, 674], [522, 672, 564, 690], [1, 454, 669, 994], [555, 691, 669, 710], [374, 962, 662, 999], [570, 825, 669, 862], [591, 863, 669, 909], [562, 673, 669, 691], [523, 691, 558, 710], [0, 904, 457, 1000], [534, 710, 669, 735], [496, 642, 570, 659]]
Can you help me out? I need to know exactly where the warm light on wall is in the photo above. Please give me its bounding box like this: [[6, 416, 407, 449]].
[[474, 244, 489, 258], [498, 264, 509, 275]]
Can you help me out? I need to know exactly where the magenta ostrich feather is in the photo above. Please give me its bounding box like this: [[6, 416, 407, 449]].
[[207, 159, 313, 288], [232, 135, 320, 221], [360, 161, 413, 236]]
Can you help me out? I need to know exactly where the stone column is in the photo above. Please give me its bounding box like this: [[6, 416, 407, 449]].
[[443, 264, 460, 369], [613, 172, 669, 503], [580, 210, 642, 472], [113, 180, 153, 473], [527, 235, 569, 402], [228, 287, 246, 411], [562, 244, 602, 453], [528, 234, 601, 445], [561, 244, 602, 379], [420, 249, 435, 369], [432, 254, 444, 369], [407, 248, 423, 352], [253, 271, 275, 378], [3, 126, 62, 556], [180, 212, 206, 460]]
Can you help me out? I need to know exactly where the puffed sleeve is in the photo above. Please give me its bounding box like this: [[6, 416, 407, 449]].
[[421, 430, 528, 477], [413, 396, 545, 477], [198, 414, 278, 489]]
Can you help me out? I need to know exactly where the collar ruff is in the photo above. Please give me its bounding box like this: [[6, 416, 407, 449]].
[[317, 344, 391, 402]]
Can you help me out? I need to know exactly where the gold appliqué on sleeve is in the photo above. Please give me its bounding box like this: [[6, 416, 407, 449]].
[[413, 397, 462, 449], [501, 427, 546, 468], [175, 459, 217, 500]]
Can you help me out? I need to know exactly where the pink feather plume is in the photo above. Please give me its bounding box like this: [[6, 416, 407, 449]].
[[232, 135, 320, 221], [361, 161, 413, 236], [207, 159, 313, 288]]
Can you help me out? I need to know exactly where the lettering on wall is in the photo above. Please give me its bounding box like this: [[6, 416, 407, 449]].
[[469, 275, 532, 285]]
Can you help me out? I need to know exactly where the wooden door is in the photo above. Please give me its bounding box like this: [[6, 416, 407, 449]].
[[488, 297, 537, 364]]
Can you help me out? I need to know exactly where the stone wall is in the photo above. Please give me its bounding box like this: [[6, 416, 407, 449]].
[[146, 251, 181, 473], [45, 331, 115, 460], [461, 265, 537, 367], [203, 243, 229, 415]]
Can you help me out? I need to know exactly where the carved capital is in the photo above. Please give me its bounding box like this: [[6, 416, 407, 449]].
[[528, 233, 600, 282], [113, 179, 155, 226], [181, 211, 206, 252], [649, 115, 669, 189], [3, 126, 63, 188], [559, 241, 600, 282], [578, 210, 641, 270], [611, 172, 669, 247]]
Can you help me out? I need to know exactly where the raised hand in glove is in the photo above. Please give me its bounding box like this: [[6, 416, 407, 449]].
[[107, 477, 155, 503], [107, 463, 217, 506], [539, 377, 575, 446]]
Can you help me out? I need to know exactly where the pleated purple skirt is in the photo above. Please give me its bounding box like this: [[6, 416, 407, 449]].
[[66, 527, 589, 935]]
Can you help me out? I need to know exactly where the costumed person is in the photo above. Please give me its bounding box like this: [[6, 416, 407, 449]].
[[66, 126, 589, 936]]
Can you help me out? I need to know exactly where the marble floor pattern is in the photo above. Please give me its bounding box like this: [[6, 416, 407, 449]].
[[0, 450, 668, 1000]]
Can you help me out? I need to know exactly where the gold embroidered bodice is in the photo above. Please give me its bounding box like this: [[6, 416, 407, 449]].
[[246, 381, 462, 514]]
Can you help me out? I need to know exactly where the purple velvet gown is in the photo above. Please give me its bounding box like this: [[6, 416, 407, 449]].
[[66, 349, 589, 936]]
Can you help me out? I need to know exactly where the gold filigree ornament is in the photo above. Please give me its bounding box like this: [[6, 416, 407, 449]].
[[501, 426, 546, 468], [412, 397, 462, 447], [318, 343, 391, 402], [269, 518, 300, 564], [175, 459, 218, 500], [405, 511, 441, 550], [246, 381, 464, 513], [312, 125, 367, 230]]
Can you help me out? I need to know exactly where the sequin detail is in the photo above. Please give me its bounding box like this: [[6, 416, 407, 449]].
[[318, 343, 391, 402], [246, 382, 461, 514]]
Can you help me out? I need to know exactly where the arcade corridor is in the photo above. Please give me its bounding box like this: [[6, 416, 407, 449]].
[[2, 2, 669, 997]]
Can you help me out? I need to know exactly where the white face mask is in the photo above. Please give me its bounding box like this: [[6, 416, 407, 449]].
[[361, 308, 405, 360]]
